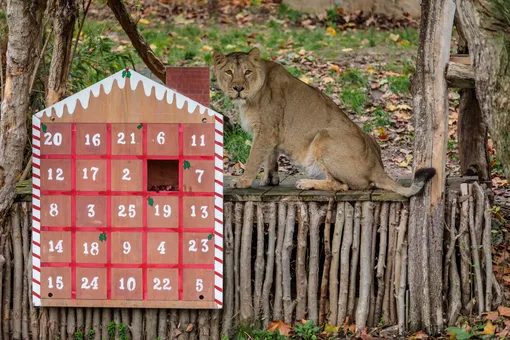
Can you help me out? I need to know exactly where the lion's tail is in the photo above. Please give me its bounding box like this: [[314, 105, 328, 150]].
[[373, 168, 436, 197]]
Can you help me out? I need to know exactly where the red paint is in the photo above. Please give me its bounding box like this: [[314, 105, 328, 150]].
[[71, 123, 77, 299], [178, 123, 184, 300], [106, 123, 112, 299]]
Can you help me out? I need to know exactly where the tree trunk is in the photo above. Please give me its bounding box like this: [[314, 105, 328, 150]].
[[106, 0, 166, 82], [46, 0, 78, 106], [455, 0, 510, 181], [408, 0, 455, 333], [454, 16, 490, 181], [0, 0, 47, 228]]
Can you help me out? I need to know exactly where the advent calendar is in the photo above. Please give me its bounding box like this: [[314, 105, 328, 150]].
[[31, 69, 224, 308]]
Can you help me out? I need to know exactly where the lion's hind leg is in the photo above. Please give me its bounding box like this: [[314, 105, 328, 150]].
[[296, 177, 349, 191]]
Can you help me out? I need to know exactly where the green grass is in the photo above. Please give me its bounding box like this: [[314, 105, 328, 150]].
[[224, 125, 252, 164], [388, 76, 410, 94], [340, 88, 367, 114]]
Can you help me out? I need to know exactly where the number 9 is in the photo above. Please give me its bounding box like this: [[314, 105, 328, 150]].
[[123, 241, 131, 254]]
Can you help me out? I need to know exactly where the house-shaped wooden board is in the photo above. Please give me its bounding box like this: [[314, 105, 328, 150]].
[[31, 68, 224, 309]]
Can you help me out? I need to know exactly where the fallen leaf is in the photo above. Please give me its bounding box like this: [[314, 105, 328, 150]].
[[389, 33, 400, 42], [138, 18, 150, 25], [483, 311, 499, 321], [387, 103, 397, 112], [365, 65, 375, 74], [396, 104, 412, 111], [299, 76, 311, 84], [322, 76, 335, 84], [202, 45, 213, 52], [324, 323, 340, 333], [483, 320, 496, 335], [329, 64, 341, 73], [326, 27, 337, 36], [267, 320, 292, 336], [185, 323, 194, 332], [341, 48, 353, 52], [499, 306, 510, 317], [409, 331, 428, 339]]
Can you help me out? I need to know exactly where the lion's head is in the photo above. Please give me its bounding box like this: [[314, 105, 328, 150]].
[[212, 48, 264, 104]]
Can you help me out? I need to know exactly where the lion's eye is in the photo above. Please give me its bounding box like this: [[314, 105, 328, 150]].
[[245, 70, 252, 76], [225, 70, 233, 76]]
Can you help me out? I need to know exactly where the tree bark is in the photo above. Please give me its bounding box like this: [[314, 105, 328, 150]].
[[46, 0, 77, 106], [408, 0, 455, 333], [454, 16, 490, 181], [0, 0, 47, 228], [106, 0, 166, 82], [455, 0, 510, 181]]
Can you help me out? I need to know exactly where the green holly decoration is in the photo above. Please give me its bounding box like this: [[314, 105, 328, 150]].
[[99, 232, 107, 242], [121, 68, 132, 78], [42, 124, 47, 133], [208, 234, 213, 240], [183, 160, 191, 170], [137, 123, 143, 129], [148, 197, 154, 207]]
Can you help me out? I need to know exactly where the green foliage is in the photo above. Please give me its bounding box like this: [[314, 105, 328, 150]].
[[388, 76, 410, 94], [293, 320, 321, 340], [340, 87, 367, 114], [118, 322, 128, 340], [87, 330, 95, 340], [286, 66, 305, 78], [340, 68, 368, 88], [277, 4, 302, 23], [107, 322, 116, 340], [224, 125, 252, 164], [232, 324, 287, 340], [373, 107, 391, 127], [74, 330, 84, 340]]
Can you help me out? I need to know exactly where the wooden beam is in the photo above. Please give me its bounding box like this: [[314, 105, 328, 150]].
[[449, 54, 471, 64], [446, 62, 475, 88]]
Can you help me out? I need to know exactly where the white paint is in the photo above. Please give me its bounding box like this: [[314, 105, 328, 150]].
[[33, 69, 218, 119]]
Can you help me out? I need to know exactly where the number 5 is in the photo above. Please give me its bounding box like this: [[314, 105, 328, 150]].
[[196, 279, 203, 292]]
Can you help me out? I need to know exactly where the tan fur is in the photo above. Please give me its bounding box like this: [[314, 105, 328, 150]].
[[212, 48, 434, 197]]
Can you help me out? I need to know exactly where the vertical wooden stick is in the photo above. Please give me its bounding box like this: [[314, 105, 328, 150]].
[[40, 309, 49, 340], [60, 308, 67, 340], [240, 201, 254, 324], [67, 308, 75, 339], [92, 308, 100, 340], [467, 184, 484, 314], [3, 222, 12, 340], [308, 202, 326, 324], [329, 202, 345, 325], [459, 184, 471, 309], [337, 202, 353, 326], [253, 203, 265, 324], [145, 309, 158, 340], [158, 309, 167, 340], [198, 310, 210, 340], [398, 241, 408, 335], [319, 199, 334, 325], [113, 309, 121, 339], [394, 207, 409, 305], [76, 308, 84, 336], [295, 202, 309, 321], [483, 198, 493, 311], [375, 202, 389, 325], [85, 308, 92, 336], [234, 202, 243, 317], [189, 309, 198, 340], [49, 308, 60, 340], [368, 203, 379, 327], [168, 310, 179, 340], [283, 203, 296, 324], [11, 204, 23, 340], [273, 203, 287, 321], [262, 202, 277, 328], [131, 308, 143, 340], [211, 309, 221, 340], [383, 203, 398, 324], [355, 201, 374, 327], [347, 202, 362, 319], [447, 191, 461, 325], [120, 309, 130, 339], [221, 202, 234, 337]]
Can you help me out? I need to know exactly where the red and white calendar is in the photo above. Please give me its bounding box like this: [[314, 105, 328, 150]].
[[31, 69, 224, 308]]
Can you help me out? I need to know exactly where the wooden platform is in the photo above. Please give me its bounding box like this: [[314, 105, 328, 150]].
[[15, 175, 481, 203]]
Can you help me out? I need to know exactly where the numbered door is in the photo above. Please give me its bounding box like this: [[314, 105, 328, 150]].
[[41, 267, 72, 299], [40, 196, 71, 226], [146, 232, 179, 264], [41, 231, 71, 262], [182, 160, 215, 192], [111, 124, 143, 155], [111, 196, 143, 228], [76, 268, 107, 300], [146, 124, 179, 156], [75, 124, 107, 155], [40, 159, 72, 191], [182, 124, 214, 156], [76, 232, 108, 263], [182, 232, 214, 265], [111, 232, 142, 264], [76, 160, 107, 191], [147, 268, 178, 300], [146, 196, 178, 228], [111, 268, 143, 300], [40, 123, 72, 155], [76, 196, 107, 227], [183, 196, 214, 228], [182, 269, 214, 301], [111, 160, 143, 191]]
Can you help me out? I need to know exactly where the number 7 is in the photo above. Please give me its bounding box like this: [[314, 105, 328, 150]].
[[195, 169, 204, 183]]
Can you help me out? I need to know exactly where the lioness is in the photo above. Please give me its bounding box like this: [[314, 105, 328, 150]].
[[213, 47, 436, 197]]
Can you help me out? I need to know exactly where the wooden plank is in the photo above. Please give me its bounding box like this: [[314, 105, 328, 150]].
[[39, 299, 218, 309], [449, 54, 471, 65], [446, 62, 475, 88], [370, 190, 407, 202]]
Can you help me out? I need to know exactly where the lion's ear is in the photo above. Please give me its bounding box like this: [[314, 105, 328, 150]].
[[212, 51, 226, 66], [248, 47, 260, 62]]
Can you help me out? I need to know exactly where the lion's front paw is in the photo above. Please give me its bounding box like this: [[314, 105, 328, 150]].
[[260, 173, 280, 187], [296, 179, 314, 190], [229, 177, 253, 189]]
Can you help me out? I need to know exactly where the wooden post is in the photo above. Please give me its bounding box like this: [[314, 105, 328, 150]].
[[408, 0, 456, 334]]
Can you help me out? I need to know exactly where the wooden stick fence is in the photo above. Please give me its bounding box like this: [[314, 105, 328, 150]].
[[3, 178, 501, 339]]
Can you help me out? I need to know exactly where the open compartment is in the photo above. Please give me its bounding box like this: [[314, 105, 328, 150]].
[[147, 160, 179, 192]]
